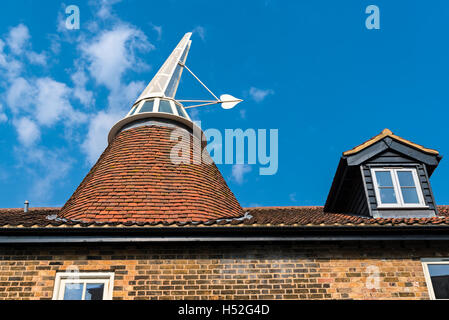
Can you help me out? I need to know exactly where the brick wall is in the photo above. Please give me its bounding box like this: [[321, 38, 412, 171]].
[[0, 241, 447, 300]]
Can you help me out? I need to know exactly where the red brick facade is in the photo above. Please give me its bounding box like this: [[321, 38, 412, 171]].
[[0, 241, 445, 300]]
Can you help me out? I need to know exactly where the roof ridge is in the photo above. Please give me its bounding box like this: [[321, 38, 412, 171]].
[[343, 128, 439, 156]]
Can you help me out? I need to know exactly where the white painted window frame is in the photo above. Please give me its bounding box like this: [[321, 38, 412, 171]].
[[126, 98, 189, 119], [126, 106, 136, 117], [422, 260, 449, 300], [52, 272, 114, 300], [371, 167, 426, 208]]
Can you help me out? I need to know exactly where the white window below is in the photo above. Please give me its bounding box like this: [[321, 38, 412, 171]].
[[422, 260, 449, 300], [52, 272, 114, 300], [371, 168, 426, 208]]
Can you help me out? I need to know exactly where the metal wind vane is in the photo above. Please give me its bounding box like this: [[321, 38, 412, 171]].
[[176, 61, 243, 110], [133, 32, 242, 113]]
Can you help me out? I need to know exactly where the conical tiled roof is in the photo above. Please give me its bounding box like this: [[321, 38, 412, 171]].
[[59, 125, 244, 223]]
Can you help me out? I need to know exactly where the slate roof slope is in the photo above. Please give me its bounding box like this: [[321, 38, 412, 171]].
[[1, 206, 449, 228], [59, 125, 244, 223]]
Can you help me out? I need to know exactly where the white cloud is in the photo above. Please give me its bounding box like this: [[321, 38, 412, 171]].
[[0, 4, 159, 203], [35, 77, 87, 126], [80, 24, 153, 91], [71, 68, 95, 107], [152, 24, 162, 40], [249, 87, 274, 103], [97, 0, 123, 20], [79, 23, 154, 163], [26, 51, 47, 66], [124, 81, 145, 102], [1, 6, 154, 174], [81, 111, 121, 164], [107, 80, 144, 111], [6, 24, 30, 55], [2, 59, 22, 78], [0, 40, 7, 66], [0, 39, 22, 78], [5, 76, 88, 140], [14, 117, 40, 146], [71, 67, 89, 87], [192, 26, 206, 41], [35, 78, 70, 125], [0, 24, 46, 79], [2, 25, 86, 128], [6, 77, 34, 112], [231, 164, 252, 184], [48, 34, 61, 54]]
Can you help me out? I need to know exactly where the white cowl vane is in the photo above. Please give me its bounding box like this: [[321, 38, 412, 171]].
[[135, 32, 192, 103], [108, 32, 242, 144]]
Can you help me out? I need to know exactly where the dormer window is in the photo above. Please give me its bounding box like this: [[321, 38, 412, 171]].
[[371, 168, 425, 208], [325, 129, 442, 219]]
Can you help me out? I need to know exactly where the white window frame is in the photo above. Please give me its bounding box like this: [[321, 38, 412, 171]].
[[371, 167, 426, 208], [126, 106, 137, 117], [153, 98, 161, 112], [52, 272, 114, 300], [422, 260, 449, 300], [126, 98, 191, 120]]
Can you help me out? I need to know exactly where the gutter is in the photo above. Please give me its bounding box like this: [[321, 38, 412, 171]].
[[1, 225, 449, 243]]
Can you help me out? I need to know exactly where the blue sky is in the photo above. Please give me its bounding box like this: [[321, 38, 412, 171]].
[[0, 0, 449, 209]]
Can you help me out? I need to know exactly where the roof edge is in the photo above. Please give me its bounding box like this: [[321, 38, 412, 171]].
[[343, 128, 439, 156], [3, 225, 449, 243]]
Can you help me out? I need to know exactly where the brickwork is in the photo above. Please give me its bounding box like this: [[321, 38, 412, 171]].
[[0, 241, 446, 300]]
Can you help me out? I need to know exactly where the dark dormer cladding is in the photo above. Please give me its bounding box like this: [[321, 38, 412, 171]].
[[325, 129, 442, 218]]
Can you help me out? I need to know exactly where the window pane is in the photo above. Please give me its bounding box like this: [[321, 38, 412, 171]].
[[159, 100, 173, 114], [85, 283, 105, 300], [379, 187, 397, 204], [397, 171, 416, 187], [401, 188, 420, 204], [139, 101, 154, 113], [428, 264, 449, 299], [63, 283, 83, 300], [175, 104, 187, 118], [375, 171, 393, 187]]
